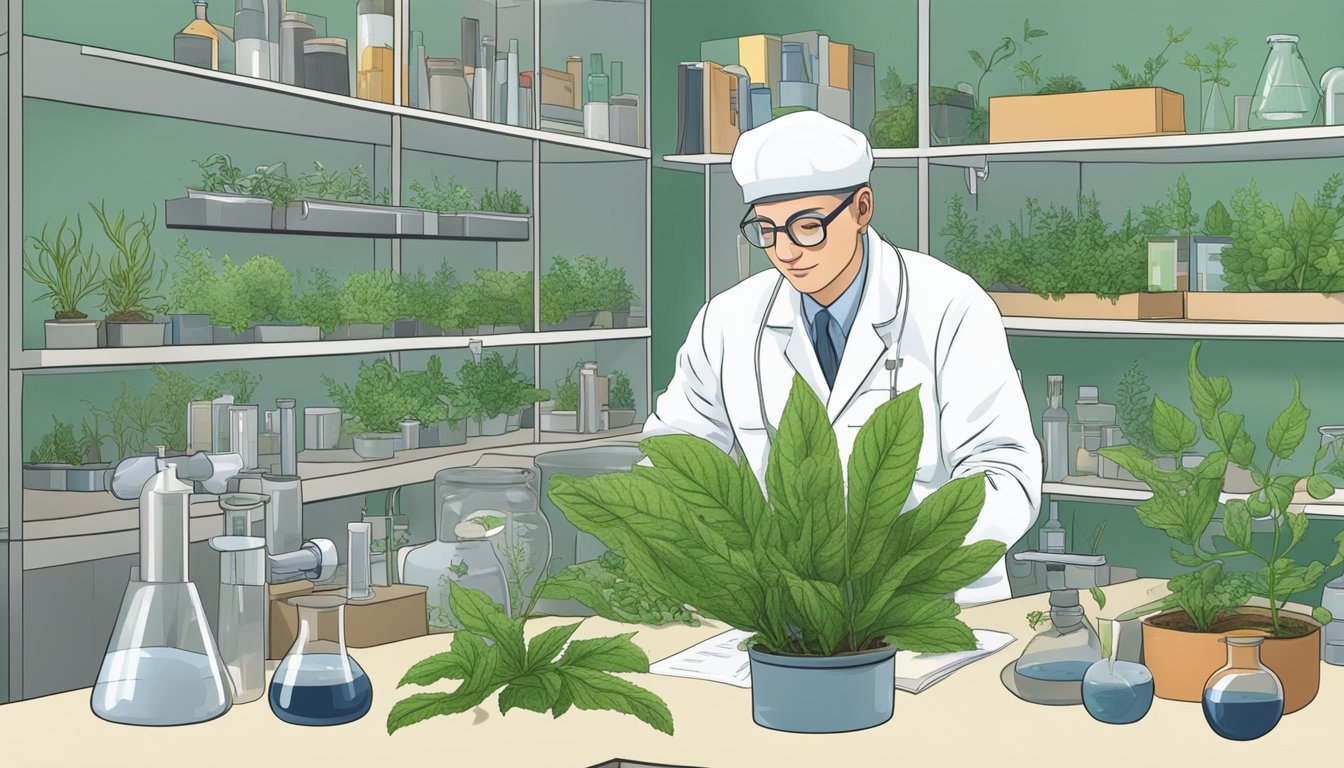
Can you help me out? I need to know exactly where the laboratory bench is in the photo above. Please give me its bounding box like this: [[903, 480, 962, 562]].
[[1, 578, 1339, 768]]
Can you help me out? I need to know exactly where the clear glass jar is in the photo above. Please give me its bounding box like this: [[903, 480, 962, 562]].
[[270, 595, 373, 726], [1250, 35, 1320, 129], [405, 539, 511, 631], [1202, 631, 1284, 741], [1082, 619, 1154, 724]]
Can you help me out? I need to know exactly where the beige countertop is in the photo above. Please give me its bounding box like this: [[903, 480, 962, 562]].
[[3, 578, 1339, 768]]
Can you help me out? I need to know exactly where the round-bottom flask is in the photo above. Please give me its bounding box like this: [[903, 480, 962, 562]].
[[1202, 631, 1283, 741], [269, 595, 373, 726], [1082, 620, 1153, 724]]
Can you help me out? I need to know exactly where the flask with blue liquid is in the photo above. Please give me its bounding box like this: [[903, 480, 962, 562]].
[[270, 595, 373, 726], [1202, 631, 1283, 741], [1082, 619, 1153, 724]]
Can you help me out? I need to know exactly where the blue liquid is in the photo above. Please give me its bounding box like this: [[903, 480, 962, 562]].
[[1016, 660, 1092, 681], [1202, 691, 1283, 741], [269, 653, 373, 726], [1082, 660, 1154, 725]]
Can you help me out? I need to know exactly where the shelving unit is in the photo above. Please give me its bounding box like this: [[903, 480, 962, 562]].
[[1041, 481, 1344, 519], [5, 0, 651, 702]]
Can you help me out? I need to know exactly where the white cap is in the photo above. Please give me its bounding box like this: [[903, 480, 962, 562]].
[[731, 111, 874, 205]]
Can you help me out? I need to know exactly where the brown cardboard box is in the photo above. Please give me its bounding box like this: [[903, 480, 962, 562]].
[[988, 87, 1185, 143], [540, 67, 575, 108], [1184, 292, 1344, 322], [989, 291, 1186, 320], [268, 583, 429, 657]]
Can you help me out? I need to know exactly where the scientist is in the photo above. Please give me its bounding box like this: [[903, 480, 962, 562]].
[[642, 111, 1042, 605]]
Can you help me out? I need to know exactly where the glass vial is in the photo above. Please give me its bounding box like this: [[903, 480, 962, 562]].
[[610, 60, 624, 97], [1250, 34, 1320, 129], [347, 522, 374, 601], [1202, 631, 1284, 741], [1042, 374, 1069, 482], [270, 596, 373, 726], [586, 53, 611, 140], [356, 0, 395, 104], [1083, 619, 1154, 724], [473, 36, 495, 121], [278, 398, 297, 476], [175, 0, 219, 70], [234, 0, 278, 81], [210, 535, 268, 704], [506, 39, 520, 126]]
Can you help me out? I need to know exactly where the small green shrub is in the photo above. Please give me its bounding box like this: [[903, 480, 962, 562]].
[[294, 267, 343, 333], [201, 368, 262, 402], [1037, 75, 1085, 94], [469, 269, 533, 327], [609, 370, 636, 411], [29, 416, 82, 465], [554, 361, 583, 411], [92, 203, 164, 322], [1220, 175, 1344, 293], [323, 359, 418, 435], [457, 352, 548, 421], [407, 174, 473, 213], [168, 238, 216, 315], [540, 256, 585, 324], [478, 187, 529, 214], [339, 270, 402, 326]]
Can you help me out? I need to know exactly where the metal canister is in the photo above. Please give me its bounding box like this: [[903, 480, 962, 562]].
[[427, 57, 471, 117], [303, 37, 350, 96], [279, 13, 316, 87]]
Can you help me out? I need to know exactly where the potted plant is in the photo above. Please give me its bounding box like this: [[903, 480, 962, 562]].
[[403, 355, 467, 448], [238, 255, 315, 342], [22, 416, 83, 491], [1102, 343, 1344, 714], [469, 269, 532, 333], [331, 270, 399, 340], [541, 361, 582, 433], [457, 352, 547, 437], [84, 383, 165, 464], [323, 359, 416, 460], [67, 414, 112, 492], [164, 238, 216, 345], [395, 263, 458, 337], [582, 255, 638, 329], [91, 203, 168, 347], [541, 257, 593, 330], [24, 216, 104, 349], [607, 370, 637, 428], [293, 267, 343, 340], [929, 84, 975, 146], [869, 69, 918, 149], [206, 256, 258, 344], [550, 375, 1003, 733]]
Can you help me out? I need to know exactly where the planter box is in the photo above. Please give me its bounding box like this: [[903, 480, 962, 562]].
[[213, 326, 257, 344], [165, 189, 273, 232], [436, 211, 531, 241], [479, 413, 509, 437], [106, 320, 168, 347], [44, 319, 101, 349], [392, 318, 443, 338], [23, 464, 71, 491], [748, 643, 896, 733], [546, 312, 596, 331], [988, 291, 1185, 320], [541, 411, 578, 432], [66, 463, 111, 492], [989, 87, 1185, 143], [273, 200, 422, 237], [353, 433, 397, 460], [323, 323, 385, 341], [607, 409, 637, 429], [1184, 291, 1344, 323], [168, 314, 213, 345], [255, 324, 321, 342]]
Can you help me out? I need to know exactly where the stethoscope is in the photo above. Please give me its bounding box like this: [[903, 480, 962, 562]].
[[753, 236, 912, 442]]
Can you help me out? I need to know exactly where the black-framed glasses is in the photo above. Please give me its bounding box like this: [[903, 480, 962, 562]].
[[740, 189, 860, 249]]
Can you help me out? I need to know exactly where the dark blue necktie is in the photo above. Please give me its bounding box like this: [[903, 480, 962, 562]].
[[814, 309, 840, 389]]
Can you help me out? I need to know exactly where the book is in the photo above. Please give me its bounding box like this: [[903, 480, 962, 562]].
[[541, 103, 583, 123], [829, 40, 853, 90], [737, 34, 782, 108], [724, 64, 753, 139], [650, 628, 1017, 694], [539, 119, 584, 136], [676, 61, 705, 154], [852, 49, 877, 139], [704, 61, 741, 154], [540, 67, 575, 107]]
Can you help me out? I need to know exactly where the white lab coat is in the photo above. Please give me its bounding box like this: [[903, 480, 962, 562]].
[[643, 228, 1042, 605]]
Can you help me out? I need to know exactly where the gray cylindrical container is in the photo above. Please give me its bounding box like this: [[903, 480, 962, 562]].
[[279, 13, 316, 86], [277, 398, 298, 475], [261, 473, 304, 556], [304, 407, 343, 450], [748, 644, 896, 733], [209, 535, 268, 703], [347, 522, 374, 601], [304, 37, 350, 96], [578, 363, 600, 434], [228, 405, 260, 470], [427, 57, 471, 117]]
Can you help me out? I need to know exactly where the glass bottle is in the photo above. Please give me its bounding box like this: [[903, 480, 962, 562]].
[[610, 60, 624, 97], [1014, 590, 1102, 682], [1039, 501, 1065, 553], [1202, 631, 1284, 741], [1083, 619, 1154, 724], [174, 0, 219, 70], [356, 0, 395, 104], [1042, 374, 1069, 482], [1250, 35, 1320, 130], [588, 53, 610, 104], [270, 595, 374, 726], [279, 11, 316, 87], [234, 0, 278, 81], [1072, 386, 1116, 477], [210, 535, 268, 704], [304, 37, 350, 97], [441, 467, 548, 619]]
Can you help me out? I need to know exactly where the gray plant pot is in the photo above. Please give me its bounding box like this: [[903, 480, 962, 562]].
[[353, 433, 398, 460], [541, 411, 578, 432], [612, 309, 631, 328], [44, 319, 101, 349], [255, 324, 321, 342], [547, 312, 596, 331], [165, 189, 273, 231], [507, 408, 523, 432], [168, 314, 213, 345], [23, 463, 71, 491], [323, 323, 385, 341], [66, 463, 112, 492], [479, 413, 509, 437], [304, 407, 344, 450], [607, 409, 637, 429], [392, 318, 442, 338], [748, 643, 896, 733], [437, 211, 531, 241], [423, 420, 468, 448], [930, 92, 975, 144], [106, 320, 168, 347], [213, 326, 257, 344]]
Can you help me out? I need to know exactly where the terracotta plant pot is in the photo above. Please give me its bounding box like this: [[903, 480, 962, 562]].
[[1141, 606, 1321, 713]]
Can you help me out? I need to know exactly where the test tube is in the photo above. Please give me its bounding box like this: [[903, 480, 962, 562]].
[[229, 405, 259, 470], [347, 522, 374, 601], [278, 398, 297, 476], [210, 535, 267, 703]]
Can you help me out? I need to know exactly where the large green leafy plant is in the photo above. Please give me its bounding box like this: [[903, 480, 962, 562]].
[[456, 352, 548, 422], [339, 270, 402, 327], [1103, 344, 1344, 635], [1220, 174, 1344, 293], [551, 375, 1002, 657]]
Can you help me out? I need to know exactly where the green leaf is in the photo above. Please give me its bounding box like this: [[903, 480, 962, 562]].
[[846, 386, 923, 577], [447, 580, 526, 677], [777, 564, 848, 655], [526, 623, 581, 673], [1170, 549, 1204, 568], [1152, 396, 1198, 455], [1314, 606, 1335, 624], [1222, 499, 1253, 550], [558, 632, 650, 673], [387, 688, 497, 735], [638, 434, 765, 547], [1266, 378, 1309, 460], [398, 630, 490, 687], [1308, 474, 1335, 500], [1286, 509, 1309, 549], [556, 667, 674, 735], [1205, 200, 1233, 236], [498, 671, 562, 715], [968, 50, 987, 71], [884, 608, 977, 654], [1089, 587, 1107, 611], [1187, 344, 1232, 435]]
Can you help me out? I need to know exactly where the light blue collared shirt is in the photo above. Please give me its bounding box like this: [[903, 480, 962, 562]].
[[801, 236, 868, 364]]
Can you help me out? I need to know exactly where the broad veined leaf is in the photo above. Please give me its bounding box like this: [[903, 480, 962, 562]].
[[557, 632, 649, 674], [447, 580, 526, 678], [526, 623, 581, 673], [1307, 474, 1336, 501], [766, 375, 846, 582], [895, 539, 1006, 599], [1266, 378, 1309, 460], [557, 667, 675, 735], [780, 452, 848, 583], [1099, 445, 1176, 490], [1286, 508, 1309, 549], [534, 569, 618, 618], [1187, 344, 1232, 432], [637, 434, 761, 546], [846, 386, 923, 577], [1152, 396, 1198, 455], [398, 630, 491, 687], [872, 595, 976, 653], [386, 687, 497, 735], [1170, 548, 1203, 568], [1222, 498, 1253, 550], [1214, 412, 1246, 455], [498, 671, 562, 715], [774, 560, 848, 655]]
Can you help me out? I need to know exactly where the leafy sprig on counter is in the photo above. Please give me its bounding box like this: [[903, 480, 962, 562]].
[[536, 551, 699, 627], [388, 580, 673, 736]]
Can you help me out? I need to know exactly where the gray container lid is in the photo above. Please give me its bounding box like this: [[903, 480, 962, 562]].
[[435, 466, 535, 485], [210, 535, 267, 586], [535, 444, 644, 473], [305, 37, 348, 53]]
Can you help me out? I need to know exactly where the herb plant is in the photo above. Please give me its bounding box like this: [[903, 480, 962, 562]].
[[1183, 37, 1238, 130], [609, 370, 636, 411], [400, 355, 457, 426], [1102, 343, 1344, 635], [387, 580, 673, 736], [302, 161, 377, 203], [29, 416, 82, 465], [965, 20, 1048, 142], [238, 255, 298, 325], [537, 551, 698, 627], [579, 255, 638, 312], [550, 375, 1002, 657], [1220, 175, 1344, 293], [294, 267, 343, 334], [553, 361, 583, 412], [456, 352, 548, 422], [24, 216, 102, 320], [323, 359, 418, 435], [339, 270, 402, 327], [407, 175, 473, 213], [1141, 172, 1199, 236], [195, 154, 379, 207], [541, 257, 586, 325], [91, 203, 164, 323], [85, 383, 164, 461], [1115, 360, 1158, 458], [1110, 25, 1191, 89], [869, 69, 918, 149], [469, 269, 533, 328], [408, 264, 472, 332], [168, 238, 216, 315], [478, 187, 529, 215], [1037, 75, 1085, 94], [202, 368, 262, 403], [149, 365, 205, 453]]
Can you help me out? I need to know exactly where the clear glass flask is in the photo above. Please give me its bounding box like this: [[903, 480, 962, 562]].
[[1250, 35, 1320, 129], [92, 467, 233, 725], [210, 535, 268, 704], [1014, 590, 1102, 682], [1041, 374, 1069, 482], [1082, 619, 1154, 724], [356, 0, 395, 104], [1202, 631, 1284, 741], [1202, 81, 1233, 133], [270, 595, 374, 726]]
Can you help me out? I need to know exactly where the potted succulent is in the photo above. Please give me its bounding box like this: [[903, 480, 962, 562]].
[[24, 216, 104, 349], [92, 203, 168, 347], [164, 239, 216, 345], [607, 370, 637, 429], [22, 416, 83, 491], [457, 352, 548, 437], [330, 270, 399, 340], [1103, 343, 1344, 714], [323, 359, 418, 460], [541, 256, 594, 330], [293, 267, 343, 340], [550, 375, 1003, 733]]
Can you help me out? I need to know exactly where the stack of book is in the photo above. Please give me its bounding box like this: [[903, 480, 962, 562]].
[[677, 32, 876, 155]]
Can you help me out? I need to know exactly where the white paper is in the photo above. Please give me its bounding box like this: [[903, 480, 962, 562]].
[[650, 628, 1015, 694]]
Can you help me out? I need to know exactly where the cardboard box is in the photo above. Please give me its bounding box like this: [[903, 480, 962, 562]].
[[989, 291, 1186, 320], [268, 580, 315, 659], [1184, 292, 1344, 322], [988, 87, 1185, 143], [269, 582, 428, 658], [539, 67, 575, 108]]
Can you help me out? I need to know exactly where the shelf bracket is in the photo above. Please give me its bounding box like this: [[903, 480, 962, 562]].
[[964, 156, 990, 197]]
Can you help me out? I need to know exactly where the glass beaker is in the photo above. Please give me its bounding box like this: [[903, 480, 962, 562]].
[[1250, 35, 1320, 129], [210, 535, 268, 704], [1082, 619, 1154, 724], [1014, 592, 1102, 682], [1202, 631, 1283, 741], [270, 595, 374, 726]]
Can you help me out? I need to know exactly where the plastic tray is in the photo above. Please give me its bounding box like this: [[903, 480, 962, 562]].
[[165, 190, 274, 232], [437, 211, 531, 241]]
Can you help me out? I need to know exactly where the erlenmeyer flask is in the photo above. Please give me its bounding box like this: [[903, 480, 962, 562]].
[[1250, 34, 1320, 129], [269, 595, 374, 726]]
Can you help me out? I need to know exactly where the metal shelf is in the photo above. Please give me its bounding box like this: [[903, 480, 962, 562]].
[[1043, 480, 1344, 519], [661, 147, 919, 171], [1002, 317, 1344, 341]]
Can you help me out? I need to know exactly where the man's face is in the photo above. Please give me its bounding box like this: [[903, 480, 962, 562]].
[[751, 187, 874, 296]]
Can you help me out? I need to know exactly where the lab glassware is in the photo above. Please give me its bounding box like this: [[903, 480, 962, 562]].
[[1014, 590, 1102, 682], [1201, 81, 1233, 133], [304, 37, 350, 96], [228, 404, 260, 470], [1250, 35, 1320, 129], [506, 39, 521, 126], [277, 398, 297, 476], [234, 0, 278, 81], [270, 595, 374, 726], [1071, 386, 1116, 477], [404, 538, 511, 631], [586, 53, 611, 140], [1039, 501, 1065, 553], [439, 467, 548, 619], [1041, 374, 1068, 482], [210, 535, 268, 704], [174, 0, 219, 70], [356, 0, 395, 104], [473, 37, 495, 121], [279, 12, 316, 87], [1322, 574, 1344, 665], [92, 466, 233, 726], [427, 57, 471, 117], [1082, 619, 1154, 724], [1202, 631, 1284, 741], [220, 491, 267, 536], [347, 522, 374, 601]]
